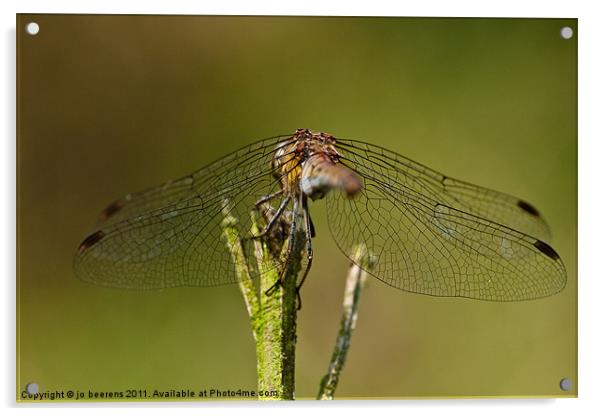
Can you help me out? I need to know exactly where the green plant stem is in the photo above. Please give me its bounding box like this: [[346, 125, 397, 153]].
[[251, 211, 283, 398], [317, 244, 374, 400], [222, 206, 304, 400], [278, 221, 305, 400], [221, 214, 260, 338]]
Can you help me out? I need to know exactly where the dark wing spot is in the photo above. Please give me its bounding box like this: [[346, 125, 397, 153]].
[[100, 199, 125, 220], [534, 240, 560, 261], [78, 230, 106, 254], [517, 200, 541, 217]]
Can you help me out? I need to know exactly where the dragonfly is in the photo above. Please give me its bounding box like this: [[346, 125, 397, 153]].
[[74, 128, 567, 302]]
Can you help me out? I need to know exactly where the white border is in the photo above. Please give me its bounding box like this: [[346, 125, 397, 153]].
[[5, 0, 585, 17], [3, 1, 600, 416]]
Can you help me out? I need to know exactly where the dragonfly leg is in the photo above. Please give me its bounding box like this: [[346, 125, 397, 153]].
[[308, 208, 316, 238], [251, 195, 291, 239], [295, 194, 314, 310], [255, 189, 284, 207], [265, 279, 281, 296], [263, 194, 299, 297]]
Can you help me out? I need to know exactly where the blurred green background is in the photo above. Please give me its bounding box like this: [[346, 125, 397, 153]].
[[17, 15, 576, 400]]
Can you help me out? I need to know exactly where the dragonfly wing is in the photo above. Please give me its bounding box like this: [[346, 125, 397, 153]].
[[74, 136, 294, 289], [96, 136, 290, 227], [334, 139, 552, 242], [327, 140, 566, 301]]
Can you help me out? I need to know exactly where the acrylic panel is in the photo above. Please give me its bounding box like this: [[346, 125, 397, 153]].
[[16, 14, 577, 401]]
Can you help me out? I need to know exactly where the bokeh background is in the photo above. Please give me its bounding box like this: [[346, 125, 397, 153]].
[[17, 15, 577, 400]]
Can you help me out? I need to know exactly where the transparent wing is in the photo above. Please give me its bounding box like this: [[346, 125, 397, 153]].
[[335, 139, 551, 241], [74, 135, 295, 289], [95, 135, 288, 227], [327, 139, 566, 301]]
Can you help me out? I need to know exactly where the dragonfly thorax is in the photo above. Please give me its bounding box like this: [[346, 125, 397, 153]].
[[273, 129, 362, 200]]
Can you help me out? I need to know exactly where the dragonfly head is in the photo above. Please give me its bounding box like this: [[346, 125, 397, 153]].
[[301, 155, 362, 201]]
